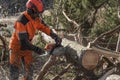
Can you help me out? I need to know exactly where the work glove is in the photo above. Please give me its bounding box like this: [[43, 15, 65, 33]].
[[54, 36, 62, 46], [46, 45, 64, 56], [33, 46, 45, 55], [50, 32, 62, 45], [34, 46, 51, 56]]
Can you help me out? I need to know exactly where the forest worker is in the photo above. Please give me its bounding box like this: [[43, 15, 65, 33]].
[[9, 0, 61, 80]]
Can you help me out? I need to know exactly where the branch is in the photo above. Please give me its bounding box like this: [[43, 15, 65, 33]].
[[93, 25, 120, 43], [92, 46, 120, 58], [0, 36, 7, 61], [62, 10, 79, 27], [90, 0, 108, 28], [98, 68, 116, 80], [95, 0, 108, 9], [35, 55, 57, 80], [0, 66, 9, 80], [116, 32, 120, 52], [0, 23, 7, 27], [51, 64, 72, 80]]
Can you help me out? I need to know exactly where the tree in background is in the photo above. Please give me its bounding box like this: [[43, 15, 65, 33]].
[[42, 0, 119, 48], [0, 0, 119, 48]]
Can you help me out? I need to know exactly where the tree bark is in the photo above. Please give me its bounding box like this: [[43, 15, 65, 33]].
[[36, 33, 120, 80]]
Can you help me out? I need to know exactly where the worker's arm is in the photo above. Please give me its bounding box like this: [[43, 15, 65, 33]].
[[18, 32, 44, 54], [15, 21, 44, 54], [36, 18, 62, 45], [35, 18, 51, 35]]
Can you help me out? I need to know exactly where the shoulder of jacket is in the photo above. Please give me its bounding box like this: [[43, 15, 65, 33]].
[[17, 14, 29, 25]]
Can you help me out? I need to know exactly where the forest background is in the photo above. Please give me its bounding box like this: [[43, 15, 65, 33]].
[[0, 0, 120, 80]]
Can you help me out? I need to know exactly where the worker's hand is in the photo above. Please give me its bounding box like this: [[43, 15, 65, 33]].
[[54, 36, 62, 45], [50, 32, 62, 45], [34, 47, 45, 55]]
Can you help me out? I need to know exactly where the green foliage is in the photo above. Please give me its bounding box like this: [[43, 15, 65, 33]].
[[90, 0, 119, 37], [32, 34, 46, 48], [43, 0, 119, 46], [81, 0, 88, 9]]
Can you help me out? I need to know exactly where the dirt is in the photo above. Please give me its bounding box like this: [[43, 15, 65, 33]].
[[0, 16, 120, 80], [0, 16, 17, 25]]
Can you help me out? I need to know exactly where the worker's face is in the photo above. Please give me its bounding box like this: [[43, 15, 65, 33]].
[[29, 8, 43, 19], [34, 11, 39, 17], [30, 10, 39, 19], [32, 11, 43, 19]]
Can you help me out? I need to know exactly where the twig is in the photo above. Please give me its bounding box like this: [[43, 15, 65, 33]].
[[98, 68, 116, 80], [0, 66, 9, 80], [116, 32, 120, 52], [62, 10, 79, 27], [93, 25, 120, 43], [35, 55, 57, 80], [51, 64, 72, 80], [0, 35, 6, 61]]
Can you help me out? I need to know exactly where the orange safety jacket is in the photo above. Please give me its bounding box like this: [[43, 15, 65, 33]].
[[9, 11, 51, 50]]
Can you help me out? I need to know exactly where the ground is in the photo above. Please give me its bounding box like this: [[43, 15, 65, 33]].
[[0, 16, 120, 80]]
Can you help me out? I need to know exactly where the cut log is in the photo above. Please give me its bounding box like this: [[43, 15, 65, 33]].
[[36, 33, 120, 80]]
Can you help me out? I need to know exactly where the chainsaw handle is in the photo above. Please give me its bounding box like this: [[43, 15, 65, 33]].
[[49, 44, 62, 55]]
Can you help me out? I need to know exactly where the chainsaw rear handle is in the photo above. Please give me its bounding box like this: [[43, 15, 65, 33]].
[[49, 43, 62, 55]]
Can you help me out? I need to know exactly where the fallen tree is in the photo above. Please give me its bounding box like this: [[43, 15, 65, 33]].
[[35, 28, 120, 80]]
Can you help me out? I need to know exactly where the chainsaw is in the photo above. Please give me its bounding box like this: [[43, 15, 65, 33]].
[[40, 43, 64, 56]]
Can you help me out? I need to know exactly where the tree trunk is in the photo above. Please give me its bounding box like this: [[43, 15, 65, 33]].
[[36, 33, 120, 80]]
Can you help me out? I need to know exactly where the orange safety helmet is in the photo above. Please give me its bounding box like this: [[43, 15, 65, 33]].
[[26, 0, 43, 12]]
